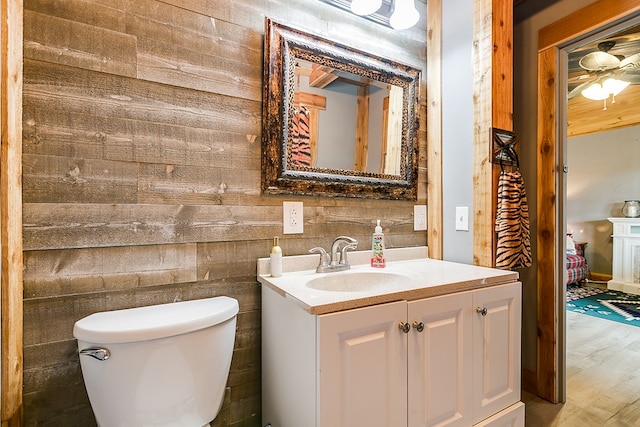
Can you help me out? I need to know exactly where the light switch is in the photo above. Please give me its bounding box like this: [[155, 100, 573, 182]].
[[455, 206, 469, 231]]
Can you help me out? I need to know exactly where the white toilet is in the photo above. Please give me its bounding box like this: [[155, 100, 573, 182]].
[[73, 296, 239, 427]]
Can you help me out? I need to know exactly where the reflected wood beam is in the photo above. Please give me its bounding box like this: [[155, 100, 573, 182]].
[[383, 86, 403, 175], [353, 85, 370, 172], [294, 92, 327, 109], [309, 64, 338, 88]]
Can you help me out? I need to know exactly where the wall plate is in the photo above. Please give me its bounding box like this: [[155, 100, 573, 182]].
[[414, 205, 427, 231], [455, 206, 469, 231], [283, 201, 304, 234]]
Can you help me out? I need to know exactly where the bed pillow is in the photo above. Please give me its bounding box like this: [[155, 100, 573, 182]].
[[566, 235, 577, 255]]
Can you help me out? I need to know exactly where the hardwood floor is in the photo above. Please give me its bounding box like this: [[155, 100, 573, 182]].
[[523, 310, 640, 426]]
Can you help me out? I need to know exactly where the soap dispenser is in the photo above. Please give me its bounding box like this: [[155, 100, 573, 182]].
[[371, 220, 386, 268], [270, 237, 282, 277]]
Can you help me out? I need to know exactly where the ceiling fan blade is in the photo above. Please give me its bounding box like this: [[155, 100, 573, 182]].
[[619, 52, 640, 70], [614, 70, 640, 84], [579, 51, 621, 71], [567, 73, 595, 83], [612, 53, 640, 84]]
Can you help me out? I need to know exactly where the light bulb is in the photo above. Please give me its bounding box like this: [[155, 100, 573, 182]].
[[581, 83, 608, 100], [390, 0, 419, 30], [350, 0, 382, 15], [581, 78, 629, 101], [602, 78, 629, 96]]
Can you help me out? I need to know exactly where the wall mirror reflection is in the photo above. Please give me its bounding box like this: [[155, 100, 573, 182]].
[[262, 18, 421, 200]]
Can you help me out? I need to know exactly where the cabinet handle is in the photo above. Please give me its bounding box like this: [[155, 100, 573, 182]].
[[413, 321, 424, 332], [398, 322, 411, 333], [476, 306, 488, 316]]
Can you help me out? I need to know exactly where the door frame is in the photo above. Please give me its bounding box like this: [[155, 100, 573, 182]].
[[536, 0, 640, 403]]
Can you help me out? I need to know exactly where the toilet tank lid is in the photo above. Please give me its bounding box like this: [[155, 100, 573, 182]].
[[73, 296, 239, 344]]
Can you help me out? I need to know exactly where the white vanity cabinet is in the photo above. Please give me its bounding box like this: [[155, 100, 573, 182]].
[[262, 281, 523, 427]]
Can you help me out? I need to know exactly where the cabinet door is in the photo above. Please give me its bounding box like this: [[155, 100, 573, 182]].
[[474, 402, 524, 427], [407, 292, 473, 427], [318, 301, 407, 427], [472, 283, 522, 424]]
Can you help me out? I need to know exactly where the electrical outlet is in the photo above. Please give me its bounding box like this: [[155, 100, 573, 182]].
[[455, 206, 469, 231], [283, 201, 304, 234], [414, 205, 427, 231]]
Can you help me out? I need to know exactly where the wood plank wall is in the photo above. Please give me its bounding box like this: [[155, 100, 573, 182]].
[[21, 0, 428, 425]]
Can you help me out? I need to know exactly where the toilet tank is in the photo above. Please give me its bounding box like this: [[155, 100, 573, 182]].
[[73, 296, 239, 427]]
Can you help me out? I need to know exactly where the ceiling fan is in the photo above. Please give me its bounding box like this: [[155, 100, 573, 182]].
[[568, 40, 640, 100]]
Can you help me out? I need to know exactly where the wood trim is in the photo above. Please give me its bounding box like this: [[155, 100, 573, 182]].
[[472, 0, 513, 267], [472, 0, 494, 267], [536, 46, 558, 403], [426, 0, 443, 259], [538, 0, 640, 51], [536, 0, 640, 404], [491, 0, 514, 131], [491, 0, 514, 269], [1, 0, 24, 425]]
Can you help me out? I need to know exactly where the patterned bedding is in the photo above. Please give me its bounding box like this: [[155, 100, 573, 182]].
[[566, 239, 588, 285]]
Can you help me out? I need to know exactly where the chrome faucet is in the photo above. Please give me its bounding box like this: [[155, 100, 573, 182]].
[[310, 236, 358, 273]]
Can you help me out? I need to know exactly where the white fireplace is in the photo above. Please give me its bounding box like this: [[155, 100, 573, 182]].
[[608, 217, 640, 295]]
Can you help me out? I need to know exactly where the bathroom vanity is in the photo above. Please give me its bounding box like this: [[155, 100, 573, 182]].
[[258, 247, 524, 427]]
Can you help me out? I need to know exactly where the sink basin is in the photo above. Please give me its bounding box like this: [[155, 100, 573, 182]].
[[305, 271, 409, 293]]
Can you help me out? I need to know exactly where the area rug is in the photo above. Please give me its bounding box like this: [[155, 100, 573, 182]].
[[566, 284, 640, 326]]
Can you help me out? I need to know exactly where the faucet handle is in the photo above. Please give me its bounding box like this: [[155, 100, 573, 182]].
[[340, 242, 358, 265], [309, 247, 330, 267], [330, 236, 359, 264]]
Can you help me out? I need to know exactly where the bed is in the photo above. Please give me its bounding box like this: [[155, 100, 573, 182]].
[[566, 234, 588, 285]]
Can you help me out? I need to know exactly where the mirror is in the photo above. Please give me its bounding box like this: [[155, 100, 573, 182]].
[[262, 18, 421, 200]]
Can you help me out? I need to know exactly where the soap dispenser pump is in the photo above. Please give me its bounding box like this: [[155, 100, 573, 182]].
[[371, 220, 386, 268]]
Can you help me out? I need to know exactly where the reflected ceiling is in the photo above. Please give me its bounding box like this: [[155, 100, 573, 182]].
[[567, 24, 640, 137]]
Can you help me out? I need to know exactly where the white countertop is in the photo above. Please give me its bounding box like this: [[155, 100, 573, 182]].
[[257, 246, 519, 314]]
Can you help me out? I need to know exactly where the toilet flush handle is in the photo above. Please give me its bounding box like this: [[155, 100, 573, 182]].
[[80, 347, 111, 361]]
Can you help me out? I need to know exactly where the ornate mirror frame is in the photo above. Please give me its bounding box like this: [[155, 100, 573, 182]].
[[262, 18, 421, 200]]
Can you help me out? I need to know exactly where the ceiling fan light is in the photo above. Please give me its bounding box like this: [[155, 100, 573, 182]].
[[581, 83, 609, 100], [390, 0, 419, 30], [350, 0, 382, 15], [602, 78, 629, 96]]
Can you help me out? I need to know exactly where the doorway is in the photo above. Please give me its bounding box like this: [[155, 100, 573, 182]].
[[536, 0, 640, 403], [565, 20, 640, 284]]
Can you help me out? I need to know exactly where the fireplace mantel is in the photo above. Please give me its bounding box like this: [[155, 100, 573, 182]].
[[608, 217, 640, 295]]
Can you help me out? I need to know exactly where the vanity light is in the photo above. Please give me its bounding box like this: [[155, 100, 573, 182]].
[[319, 0, 419, 30], [389, 0, 419, 30], [351, 0, 382, 15]]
